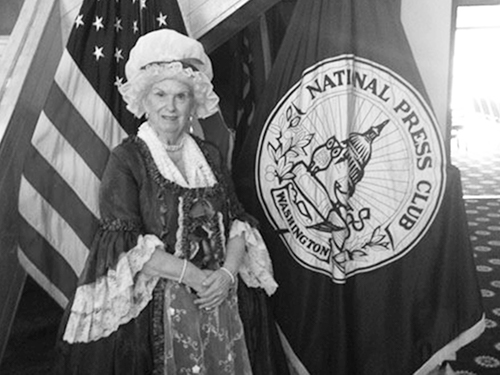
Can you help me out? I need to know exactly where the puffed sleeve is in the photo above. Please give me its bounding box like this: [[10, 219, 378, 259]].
[[62, 144, 162, 343]]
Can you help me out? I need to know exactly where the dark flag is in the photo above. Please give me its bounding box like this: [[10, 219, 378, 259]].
[[233, 0, 485, 374], [232, 30, 257, 160], [16, 0, 198, 307]]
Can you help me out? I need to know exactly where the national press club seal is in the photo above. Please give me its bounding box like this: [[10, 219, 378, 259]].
[[256, 55, 446, 282]]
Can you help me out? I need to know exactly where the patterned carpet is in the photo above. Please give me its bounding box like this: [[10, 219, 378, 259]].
[[449, 135, 500, 375], [451, 198, 500, 375], [1, 141, 499, 374], [451, 146, 500, 199]]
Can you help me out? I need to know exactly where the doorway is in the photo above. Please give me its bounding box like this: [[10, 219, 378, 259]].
[[451, 4, 500, 198]]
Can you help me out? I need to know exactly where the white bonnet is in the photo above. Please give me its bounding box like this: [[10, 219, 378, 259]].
[[119, 29, 219, 119]]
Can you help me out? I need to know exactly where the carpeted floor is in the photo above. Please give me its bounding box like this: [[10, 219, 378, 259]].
[[451, 198, 500, 374], [448, 136, 500, 375], [451, 143, 500, 199], [1, 141, 499, 374]]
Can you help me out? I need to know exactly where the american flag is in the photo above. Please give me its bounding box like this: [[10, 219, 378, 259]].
[[17, 0, 189, 307]]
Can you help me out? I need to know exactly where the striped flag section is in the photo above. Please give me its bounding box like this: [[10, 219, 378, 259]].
[[17, 0, 191, 308]]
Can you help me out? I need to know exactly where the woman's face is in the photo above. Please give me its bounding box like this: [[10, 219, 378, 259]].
[[143, 78, 195, 143]]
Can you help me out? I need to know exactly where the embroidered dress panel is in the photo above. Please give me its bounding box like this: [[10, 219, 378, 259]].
[[135, 124, 252, 373]]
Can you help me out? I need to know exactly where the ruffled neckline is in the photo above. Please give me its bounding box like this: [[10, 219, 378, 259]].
[[137, 122, 217, 189]]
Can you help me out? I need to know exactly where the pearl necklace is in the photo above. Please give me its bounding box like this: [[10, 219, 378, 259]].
[[137, 122, 217, 188], [163, 132, 186, 152], [163, 142, 184, 152]]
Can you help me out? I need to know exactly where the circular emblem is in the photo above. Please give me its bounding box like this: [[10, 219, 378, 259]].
[[256, 55, 446, 283]]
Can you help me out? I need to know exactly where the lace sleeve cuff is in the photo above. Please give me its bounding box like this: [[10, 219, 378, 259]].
[[230, 220, 278, 296], [62, 234, 163, 343]]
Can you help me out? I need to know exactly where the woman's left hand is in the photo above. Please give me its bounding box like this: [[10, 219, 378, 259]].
[[194, 268, 233, 310]]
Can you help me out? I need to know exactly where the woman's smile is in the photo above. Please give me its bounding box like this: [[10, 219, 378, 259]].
[[143, 78, 194, 145]]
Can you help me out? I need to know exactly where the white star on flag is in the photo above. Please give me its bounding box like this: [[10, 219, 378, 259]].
[[75, 14, 84, 28], [93, 45, 104, 61], [157, 12, 167, 27], [114, 18, 123, 32], [114, 76, 124, 88], [114, 48, 123, 63], [92, 16, 104, 31]]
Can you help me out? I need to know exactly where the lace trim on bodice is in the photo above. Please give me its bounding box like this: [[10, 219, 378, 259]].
[[137, 123, 217, 188]]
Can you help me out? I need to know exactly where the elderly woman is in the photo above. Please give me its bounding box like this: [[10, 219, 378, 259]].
[[54, 29, 277, 375]]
